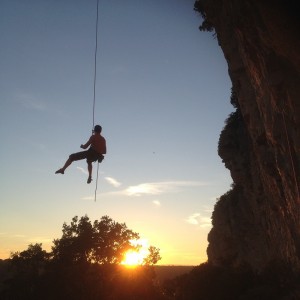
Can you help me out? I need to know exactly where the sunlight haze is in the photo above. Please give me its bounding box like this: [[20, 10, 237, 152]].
[[0, 0, 232, 265]]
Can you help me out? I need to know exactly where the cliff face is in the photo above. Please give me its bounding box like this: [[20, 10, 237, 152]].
[[196, 0, 300, 271]]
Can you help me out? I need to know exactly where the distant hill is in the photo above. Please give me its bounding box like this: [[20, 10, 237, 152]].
[[154, 265, 195, 282]]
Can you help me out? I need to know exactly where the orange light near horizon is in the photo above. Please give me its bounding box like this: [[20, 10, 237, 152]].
[[122, 250, 144, 267], [121, 239, 149, 267]]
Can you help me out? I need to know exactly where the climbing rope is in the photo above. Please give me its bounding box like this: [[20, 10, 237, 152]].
[[94, 160, 100, 201], [92, 0, 100, 130], [93, 0, 100, 201]]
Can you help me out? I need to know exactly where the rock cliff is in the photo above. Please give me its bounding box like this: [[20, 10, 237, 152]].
[[195, 0, 300, 272]]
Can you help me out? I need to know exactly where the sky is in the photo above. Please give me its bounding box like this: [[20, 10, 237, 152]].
[[0, 0, 233, 265]]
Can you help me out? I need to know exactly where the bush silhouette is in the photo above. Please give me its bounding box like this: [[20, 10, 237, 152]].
[[1, 215, 164, 300]]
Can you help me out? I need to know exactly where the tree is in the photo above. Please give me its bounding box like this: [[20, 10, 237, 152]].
[[1, 244, 49, 300], [52, 215, 140, 265], [51, 215, 95, 263], [194, 0, 214, 32], [143, 246, 161, 266], [92, 215, 140, 264], [11, 243, 49, 272], [1, 216, 164, 300]]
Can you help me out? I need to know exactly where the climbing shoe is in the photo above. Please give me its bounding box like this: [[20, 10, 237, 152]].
[[55, 169, 64, 174]]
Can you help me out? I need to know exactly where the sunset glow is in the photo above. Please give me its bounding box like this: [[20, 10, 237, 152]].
[[122, 250, 144, 266], [1, 0, 232, 267], [122, 239, 149, 266]]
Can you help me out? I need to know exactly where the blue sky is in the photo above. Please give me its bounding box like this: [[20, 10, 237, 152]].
[[0, 0, 232, 265]]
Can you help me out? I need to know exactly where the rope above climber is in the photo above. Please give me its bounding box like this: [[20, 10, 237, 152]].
[[55, 125, 107, 184], [55, 0, 104, 197]]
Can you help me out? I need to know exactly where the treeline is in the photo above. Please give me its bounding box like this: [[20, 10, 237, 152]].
[[0, 256, 164, 299], [2, 215, 299, 299], [0, 215, 164, 300], [2, 256, 299, 300], [2, 258, 300, 299]]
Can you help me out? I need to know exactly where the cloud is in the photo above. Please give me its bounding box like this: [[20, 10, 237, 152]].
[[14, 234, 26, 238], [186, 213, 212, 228], [126, 183, 161, 196], [17, 93, 47, 111], [199, 218, 213, 228], [186, 213, 201, 225], [105, 177, 121, 187], [153, 200, 161, 207], [81, 180, 208, 200], [77, 167, 88, 175], [124, 181, 207, 197]]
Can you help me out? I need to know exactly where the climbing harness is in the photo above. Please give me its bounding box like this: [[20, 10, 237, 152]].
[[93, 0, 100, 202]]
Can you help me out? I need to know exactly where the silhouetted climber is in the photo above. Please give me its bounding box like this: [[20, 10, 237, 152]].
[[55, 125, 107, 184]]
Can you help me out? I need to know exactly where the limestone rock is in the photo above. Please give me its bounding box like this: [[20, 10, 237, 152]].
[[196, 0, 300, 271]]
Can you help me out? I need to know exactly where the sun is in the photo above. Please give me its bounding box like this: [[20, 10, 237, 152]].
[[122, 250, 144, 267], [122, 239, 149, 267]]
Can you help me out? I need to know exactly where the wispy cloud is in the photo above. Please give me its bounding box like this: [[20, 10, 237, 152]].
[[126, 183, 161, 196], [17, 93, 47, 111], [186, 213, 200, 225], [186, 213, 212, 228], [124, 181, 207, 197], [105, 177, 121, 187], [14, 234, 26, 238], [81, 180, 208, 200], [153, 200, 161, 207], [76, 167, 88, 175]]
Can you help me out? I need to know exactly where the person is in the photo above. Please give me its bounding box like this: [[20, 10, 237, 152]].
[[55, 125, 107, 184]]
